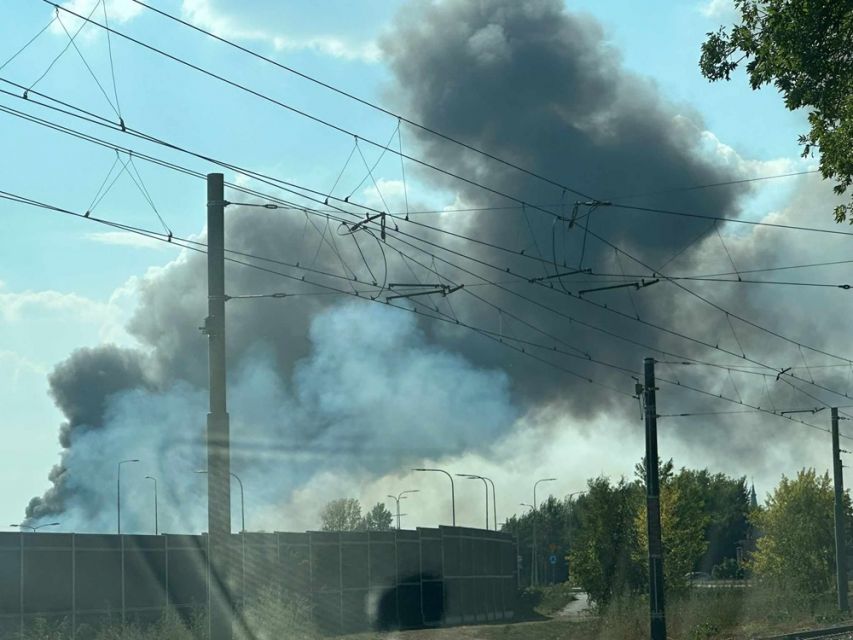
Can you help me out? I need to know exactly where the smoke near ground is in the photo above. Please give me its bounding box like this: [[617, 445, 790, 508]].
[[23, 0, 853, 529]]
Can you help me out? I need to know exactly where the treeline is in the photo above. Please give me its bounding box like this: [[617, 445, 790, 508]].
[[318, 497, 395, 531], [504, 460, 853, 608]]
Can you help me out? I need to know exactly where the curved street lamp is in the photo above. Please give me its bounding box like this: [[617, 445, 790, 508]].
[[196, 469, 245, 533], [117, 459, 139, 534], [457, 474, 490, 530], [10, 522, 60, 532], [387, 489, 419, 529], [412, 468, 455, 526]]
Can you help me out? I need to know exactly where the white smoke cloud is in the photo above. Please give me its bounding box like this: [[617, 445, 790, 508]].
[[47, 301, 518, 533]]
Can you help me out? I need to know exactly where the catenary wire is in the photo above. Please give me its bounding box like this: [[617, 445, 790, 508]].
[[7, 80, 853, 402]]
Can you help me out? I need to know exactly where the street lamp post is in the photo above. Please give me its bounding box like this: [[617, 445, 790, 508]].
[[145, 476, 159, 535], [387, 490, 419, 529], [10, 523, 60, 532], [196, 470, 245, 532], [532, 477, 556, 586], [413, 468, 455, 526], [458, 474, 489, 530], [117, 459, 139, 534], [484, 476, 497, 531]]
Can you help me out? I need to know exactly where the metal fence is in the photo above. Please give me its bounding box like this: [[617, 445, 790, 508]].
[[0, 526, 516, 637]]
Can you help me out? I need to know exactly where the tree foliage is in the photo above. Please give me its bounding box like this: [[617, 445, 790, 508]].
[[569, 476, 645, 606], [363, 502, 394, 530], [749, 468, 838, 594], [319, 498, 363, 531], [635, 468, 710, 593], [700, 0, 853, 222]]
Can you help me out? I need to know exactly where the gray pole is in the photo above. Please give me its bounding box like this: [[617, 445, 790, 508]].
[[643, 357, 666, 640], [485, 477, 497, 531], [388, 495, 402, 530], [117, 459, 138, 534], [232, 473, 245, 533], [832, 407, 849, 611], [145, 476, 158, 535], [477, 478, 489, 530], [205, 172, 232, 640]]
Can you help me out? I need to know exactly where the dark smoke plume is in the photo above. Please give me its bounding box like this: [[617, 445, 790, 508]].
[[28, 0, 838, 527]]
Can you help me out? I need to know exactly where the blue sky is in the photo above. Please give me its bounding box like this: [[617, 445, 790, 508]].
[[0, 0, 829, 531]]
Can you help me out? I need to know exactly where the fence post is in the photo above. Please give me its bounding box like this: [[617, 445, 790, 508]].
[[418, 529, 425, 627], [72, 533, 76, 638], [394, 531, 400, 629], [121, 534, 126, 625], [164, 534, 169, 609], [338, 535, 344, 634], [19, 531, 23, 640]]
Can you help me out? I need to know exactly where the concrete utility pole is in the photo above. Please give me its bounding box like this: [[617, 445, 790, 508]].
[[643, 357, 666, 640], [205, 173, 232, 640], [832, 407, 849, 612]]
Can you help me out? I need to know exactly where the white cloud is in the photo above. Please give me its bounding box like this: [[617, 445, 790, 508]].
[[85, 231, 167, 250], [50, 0, 143, 38], [698, 0, 738, 21], [182, 0, 381, 63], [0, 286, 132, 346]]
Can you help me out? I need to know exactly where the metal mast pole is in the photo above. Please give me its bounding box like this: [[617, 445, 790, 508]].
[[485, 477, 497, 532], [643, 357, 666, 640], [832, 407, 849, 611], [205, 173, 232, 640], [145, 476, 158, 536], [477, 477, 489, 530]]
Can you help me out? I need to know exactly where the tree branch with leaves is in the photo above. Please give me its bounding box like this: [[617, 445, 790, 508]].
[[700, 0, 853, 222]]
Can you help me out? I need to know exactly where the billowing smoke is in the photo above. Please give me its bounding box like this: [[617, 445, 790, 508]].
[[25, 0, 849, 529]]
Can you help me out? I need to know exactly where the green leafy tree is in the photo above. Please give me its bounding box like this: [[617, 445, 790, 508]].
[[636, 467, 710, 593], [319, 498, 363, 531], [750, 468, 836, 594], [676, 469, 750, 572], [568, 476, 645, 606], [362, 502, 394, 530], [699, 0, 853, 222]]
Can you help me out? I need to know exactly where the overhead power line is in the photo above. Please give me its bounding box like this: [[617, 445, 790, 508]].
[[0, 187, 645, 399], [127, 0, 594, 201], [605, 169, 820, 201], [6, 186, 850, 438], [6, 77, 853, 408], [128, 0, 823, 213], [42, 0, 585, 223], [609, 202, 853, 238]]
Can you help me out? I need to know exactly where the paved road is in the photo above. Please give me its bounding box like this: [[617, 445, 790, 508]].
[[556, 591, 594, 619]]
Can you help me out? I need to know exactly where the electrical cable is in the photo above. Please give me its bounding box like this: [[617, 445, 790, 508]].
[[42, 0, 584, 223], [0, 15, 56, 72], [6, 79, 853, 404]]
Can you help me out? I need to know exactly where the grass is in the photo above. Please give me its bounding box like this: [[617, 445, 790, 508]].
[[18, 586, 853, 640], [515, 583, 579, 619]]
